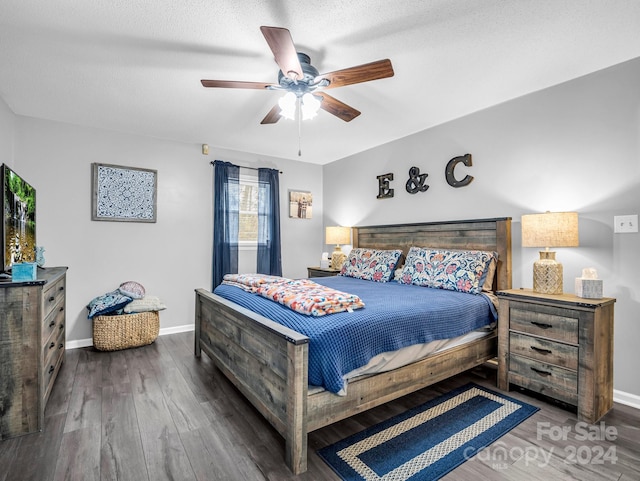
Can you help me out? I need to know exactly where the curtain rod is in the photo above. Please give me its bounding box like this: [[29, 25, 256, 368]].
[[210, 161, 283, 174]]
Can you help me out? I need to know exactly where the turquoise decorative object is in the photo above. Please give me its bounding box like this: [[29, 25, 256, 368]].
[[36, 246, 45, 267], [12, 262, 38, 281]]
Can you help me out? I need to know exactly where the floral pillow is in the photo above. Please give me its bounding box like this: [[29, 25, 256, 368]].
[[339, 248, 402, 283], [118, 280, 146, 299], [87, 290, 133, 318], [399, 247, 497, 294]]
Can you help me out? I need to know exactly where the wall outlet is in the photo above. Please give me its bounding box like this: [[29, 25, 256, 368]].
[[614, 215, 638, 233]]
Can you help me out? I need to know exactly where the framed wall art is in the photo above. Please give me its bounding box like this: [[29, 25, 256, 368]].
[[288, 190, 313, 219], [92, 163, 157, 222]]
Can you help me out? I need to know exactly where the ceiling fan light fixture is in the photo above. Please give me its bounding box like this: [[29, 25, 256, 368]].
[[301, 93, 321, 120], [278, 92, 297, 120]]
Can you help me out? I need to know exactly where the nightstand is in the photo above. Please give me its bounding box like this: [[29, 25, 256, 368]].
[[307, 266, 340, 278], [497, 288, 615, 423]]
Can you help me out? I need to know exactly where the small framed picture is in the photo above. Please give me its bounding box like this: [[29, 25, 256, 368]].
[[289, 190, 313, 219], [92, 163, 157, 222]]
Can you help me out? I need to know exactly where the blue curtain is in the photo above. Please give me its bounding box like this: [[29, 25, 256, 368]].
[[257, 168, 282, 276], [212, 160, 240, 289]]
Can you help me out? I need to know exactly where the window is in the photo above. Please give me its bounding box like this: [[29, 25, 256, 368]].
[[238, 174, 258, 244]]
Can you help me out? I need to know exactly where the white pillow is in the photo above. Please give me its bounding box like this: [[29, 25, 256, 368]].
[[123, 295, 166, 313]]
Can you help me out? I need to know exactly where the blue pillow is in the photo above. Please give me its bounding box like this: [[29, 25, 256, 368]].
[[87, 290, 132, 318]]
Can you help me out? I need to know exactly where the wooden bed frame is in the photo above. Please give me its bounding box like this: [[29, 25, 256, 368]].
[[194, 217, 512, 474]]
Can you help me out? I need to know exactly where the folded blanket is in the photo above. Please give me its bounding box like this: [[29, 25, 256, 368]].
[[256, 278, 365, 316], [222, 273, 287, 292]]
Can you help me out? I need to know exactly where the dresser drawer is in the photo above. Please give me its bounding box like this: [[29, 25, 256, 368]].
[[43, 276, 66, 319], [509, 332, 578, 370], [42, 325, 65, 371], [509, 302, 578, 344], [42, 329, 65, 406], [42, 300, 65, 340], [509, 353, 577, 398]]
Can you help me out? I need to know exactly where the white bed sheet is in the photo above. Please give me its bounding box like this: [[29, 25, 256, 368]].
[[308, 323, 495, 396]]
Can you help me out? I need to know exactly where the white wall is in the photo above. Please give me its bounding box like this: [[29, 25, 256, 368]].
[[323, 57, 640, 398], [12, 117, 323, 345], [0, 97, 15, 166]]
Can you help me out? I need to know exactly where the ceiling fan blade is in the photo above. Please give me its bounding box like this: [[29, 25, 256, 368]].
[[260, 26, 303, 81], [317, 59, 394, 89], [315, 93, 361, 122], [200, 79, 275, 89], [260, 104, 282, 124]]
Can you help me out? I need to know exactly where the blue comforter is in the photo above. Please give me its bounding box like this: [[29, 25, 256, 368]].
[[213, 276, 496, 394]]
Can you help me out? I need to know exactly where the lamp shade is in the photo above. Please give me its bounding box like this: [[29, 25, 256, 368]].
[[325, 226, 351, 245], [521, 212, 579, 248], [522, 211, 579, 294]]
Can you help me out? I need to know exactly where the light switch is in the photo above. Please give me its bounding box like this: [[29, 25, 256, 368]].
[[614, 215, 638, 233]]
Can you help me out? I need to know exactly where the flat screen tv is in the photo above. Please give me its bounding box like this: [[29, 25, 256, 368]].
[[1, 163, 36, 273]]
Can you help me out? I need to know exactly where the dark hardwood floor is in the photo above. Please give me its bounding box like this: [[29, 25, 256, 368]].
[[1, 331, 638, 480]]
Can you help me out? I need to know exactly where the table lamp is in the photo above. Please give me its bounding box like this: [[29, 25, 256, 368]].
[[325, 226, 351, 270], [521, 211, 579, 294]]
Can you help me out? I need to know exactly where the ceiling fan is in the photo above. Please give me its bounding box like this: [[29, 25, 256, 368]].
[[201, 26, 394, 124]]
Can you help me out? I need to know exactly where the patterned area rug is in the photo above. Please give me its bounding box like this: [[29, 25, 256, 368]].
[[318, 383, 539, 481]]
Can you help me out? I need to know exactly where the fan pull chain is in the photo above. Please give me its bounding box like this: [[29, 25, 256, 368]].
[[297, 98, 302, 156]]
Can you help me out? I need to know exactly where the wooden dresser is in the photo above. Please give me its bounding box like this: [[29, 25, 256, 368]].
[[0, 267, 67, 439], [497, 288, 615, 423]]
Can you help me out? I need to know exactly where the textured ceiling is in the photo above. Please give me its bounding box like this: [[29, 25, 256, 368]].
[[1, 0, 640, 164]]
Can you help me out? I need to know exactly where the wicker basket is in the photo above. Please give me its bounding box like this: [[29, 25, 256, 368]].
[[93, 311, 160, 351]]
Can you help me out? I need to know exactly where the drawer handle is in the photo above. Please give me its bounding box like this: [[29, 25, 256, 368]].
[[49, 341, 55, 349], [48, 365, 55, 374], [49, 320, 56, 328], [59, 286, 65, 291], [48, 296, 55, 302], [530, 367, 552, 377], [59, 306, 64, 312], [58, 343, 64, 350], [530, 321, 553, 329], [530, 345, 552, 355]]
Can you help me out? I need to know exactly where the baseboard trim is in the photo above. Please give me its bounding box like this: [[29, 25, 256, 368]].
[[66, 338, 94, 350], [614, 389, 640, 410], [159, 324, 195, 336], [66, 323, 195, 350]]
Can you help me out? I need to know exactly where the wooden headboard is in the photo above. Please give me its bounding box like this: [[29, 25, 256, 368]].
[[352, 217, 512, 291]]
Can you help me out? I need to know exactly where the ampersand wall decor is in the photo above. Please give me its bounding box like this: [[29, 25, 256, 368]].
[[405, 166, 429, 194]]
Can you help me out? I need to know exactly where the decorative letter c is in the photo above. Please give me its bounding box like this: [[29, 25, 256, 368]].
[[446, 153, 474, 188]]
